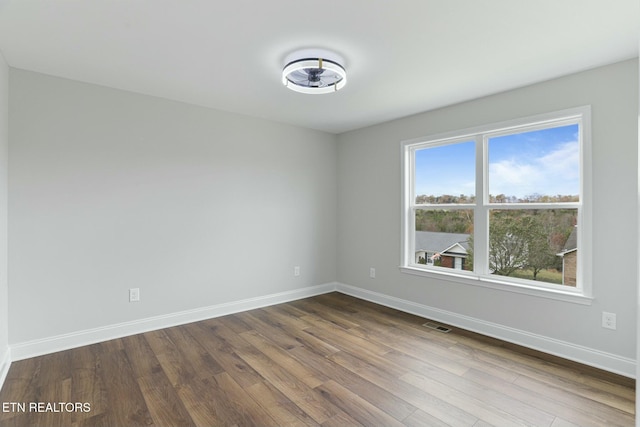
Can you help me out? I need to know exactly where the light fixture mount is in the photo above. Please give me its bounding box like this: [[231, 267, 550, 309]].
[[282, 49, 347, 94]]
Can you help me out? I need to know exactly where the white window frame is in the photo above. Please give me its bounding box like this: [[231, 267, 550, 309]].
[[400, 106, 592, 305]]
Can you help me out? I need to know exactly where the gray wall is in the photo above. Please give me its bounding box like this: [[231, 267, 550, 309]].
[[0, 53, 8, 373], [337, 59, 638, 364], [8, 69, 337, 344]]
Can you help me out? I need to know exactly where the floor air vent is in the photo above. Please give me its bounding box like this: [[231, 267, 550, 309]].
[[423, 321, 452, 333]]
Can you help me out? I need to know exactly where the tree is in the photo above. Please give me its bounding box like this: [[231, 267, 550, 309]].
[[524, 215, 557, 280], [528, 210, 574, 276], [415, 209, 473, 234], [489, 211, 531, 276], [489, 210, 574, 280]]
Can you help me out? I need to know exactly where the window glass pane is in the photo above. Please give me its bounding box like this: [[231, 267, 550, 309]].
[[415, 140, 475, 204], [414, 209, 473, 271], [488, 209, 578, 286], [488, 124, 579, 203]]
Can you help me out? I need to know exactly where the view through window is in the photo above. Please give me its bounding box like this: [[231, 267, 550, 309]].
[[403, 107, 589, 294]]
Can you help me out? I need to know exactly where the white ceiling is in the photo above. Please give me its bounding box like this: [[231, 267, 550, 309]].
[[0, 1, 637, 134]]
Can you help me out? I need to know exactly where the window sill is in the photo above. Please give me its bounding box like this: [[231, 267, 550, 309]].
[[399, 266, 593, 305]]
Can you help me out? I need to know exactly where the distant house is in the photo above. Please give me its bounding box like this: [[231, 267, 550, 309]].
[[556, 227, 577, 286], [415, 231, 470, 270]]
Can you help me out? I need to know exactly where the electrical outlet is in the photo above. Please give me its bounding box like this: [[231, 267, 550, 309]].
[[369, 267, 376, 278], [294, 266, 300, 277], [129, 288, 140, 302], [602, 312, 616, 330]]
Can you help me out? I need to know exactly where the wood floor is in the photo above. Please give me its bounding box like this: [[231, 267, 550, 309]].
[[0, 292, 635, 427]]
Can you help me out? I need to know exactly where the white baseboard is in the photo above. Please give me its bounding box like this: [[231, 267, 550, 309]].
[[10, 282, 337, 362], [0, 346, 10, 389], [335, 283, 636, 378], [6, 281, 635, 380]]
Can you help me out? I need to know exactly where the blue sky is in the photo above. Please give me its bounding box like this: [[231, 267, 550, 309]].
[[415, 124, 580, 200]]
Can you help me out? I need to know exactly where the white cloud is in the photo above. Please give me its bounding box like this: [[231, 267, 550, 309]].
[[489, 141, 579, 198]]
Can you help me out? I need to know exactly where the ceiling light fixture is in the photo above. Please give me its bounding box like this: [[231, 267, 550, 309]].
[[282, 49, 347, 94]]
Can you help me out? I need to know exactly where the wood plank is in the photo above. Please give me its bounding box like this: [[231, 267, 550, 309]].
[[239, 330, 328, 388], [327, 350, 479, 426], [456, 326, 636, 389], [182, 321, 264, 389], [25, 351, 74, 427], [315, 380, 406, 427], [257, 305, 341, 357], [144, 329, 199, 388], [136, 371, 195, 427], [320, 411, 364, 427], [0, 293, 634, 427], [462, 368, 621, 427], [244, 380, 320, 427], [289, 298, 362, 330], [163, 325, 225, 377], [214, 312, 255, 334], [69, 345, 107, 425], [350, 325, 472, 376], [402, 408, 457, 427], [234, 344, 342, 424], [288, 345, 417, 421], [171, 375, 227, 426], [550, 417, 583, 427], [384, 348, 557, 426], [120, 333, 163, 379], [512, 374, 635, 425], [0, 357, 42, 426], [213, 372, 279, 426], [302, 321, 396, 361], [233, 310, 306, 351], [96, 348, 154, 427], [465, 337, 636, 403], [400, 370, 537, 427]]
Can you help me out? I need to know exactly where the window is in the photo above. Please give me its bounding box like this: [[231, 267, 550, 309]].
[[401, 107, 591, 301]]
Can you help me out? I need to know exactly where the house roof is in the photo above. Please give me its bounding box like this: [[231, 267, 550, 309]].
[[557, 227, 578, 256], [415, 231, 470, 255], [563, 227, 578, 252]]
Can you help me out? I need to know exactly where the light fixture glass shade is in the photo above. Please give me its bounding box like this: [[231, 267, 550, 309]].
[[282, 55, 347, 94]]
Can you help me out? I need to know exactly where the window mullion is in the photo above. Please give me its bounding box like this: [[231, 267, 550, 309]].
[[474, 135, 488, 275]]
